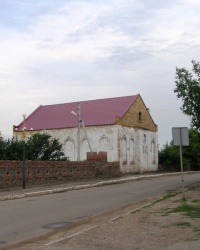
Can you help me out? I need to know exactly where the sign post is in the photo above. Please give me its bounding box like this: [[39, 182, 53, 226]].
[[172, 127, 189, 202]]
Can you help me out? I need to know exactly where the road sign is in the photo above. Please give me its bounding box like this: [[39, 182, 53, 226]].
[[172, 127, 189, 202], [172, 127, 189, 146]]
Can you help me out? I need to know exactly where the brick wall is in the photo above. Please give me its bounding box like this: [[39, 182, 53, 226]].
[[87, 151, 107, 161], [117, 95, 157, 132], [0, 160, 120, 189]]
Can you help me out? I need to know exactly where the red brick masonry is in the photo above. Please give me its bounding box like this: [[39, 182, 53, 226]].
[[0, 160, 120, 189], [87, 151, 107, 161]]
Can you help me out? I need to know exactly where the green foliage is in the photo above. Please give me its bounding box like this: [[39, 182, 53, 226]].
[[26, 133, 66, 160], [173, 222, 192, 227], [159, 142, 181, 171], [159, 129, 200, 170], [0, 133, 67, 161], [184, 128, 200, 170], [166, 203, 200, 218], [0, 136, 23, 160], [174, 60, 200, 130], [161, 192, 179, 201], [173, 60, 200, 170], [4, 138, 23, 160], [0, 135, 6, 159]]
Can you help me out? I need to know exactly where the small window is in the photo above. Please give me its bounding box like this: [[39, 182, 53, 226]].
[[138, 111, 142, 122]]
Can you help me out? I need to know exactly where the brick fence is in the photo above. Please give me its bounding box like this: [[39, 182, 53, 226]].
[[0, 160, 121, 189]]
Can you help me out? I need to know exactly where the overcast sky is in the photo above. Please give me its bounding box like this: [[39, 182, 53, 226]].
[[0, 0, 199, 148]]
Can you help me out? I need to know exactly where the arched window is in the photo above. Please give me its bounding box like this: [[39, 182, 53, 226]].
[[121, 136, 127, 163], [151, 139, 156, 164], [129, 138, 135, 163], [99, 136, 110, 161], [65, 138, 75, 161], [81, 138, 92, 160]]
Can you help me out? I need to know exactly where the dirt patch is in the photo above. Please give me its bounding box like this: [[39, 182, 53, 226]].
[[4, 186, 200, 250]]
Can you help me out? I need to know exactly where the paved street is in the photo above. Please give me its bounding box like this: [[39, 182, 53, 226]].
[[0, 172, 200, 249]]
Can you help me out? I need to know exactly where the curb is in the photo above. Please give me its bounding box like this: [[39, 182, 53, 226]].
[[1, 171, 199, 201]]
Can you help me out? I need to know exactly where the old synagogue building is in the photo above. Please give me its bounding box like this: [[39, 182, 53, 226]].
[[13, 94, 158, 173]]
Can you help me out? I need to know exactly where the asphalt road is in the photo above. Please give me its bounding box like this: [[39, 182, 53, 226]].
[[0, 173, 200, 248]]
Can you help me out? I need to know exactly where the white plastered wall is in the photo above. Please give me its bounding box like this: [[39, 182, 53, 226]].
[[14, 124, 158, 173], [118, 126, 158, 173], [45, 125, 119, 162]]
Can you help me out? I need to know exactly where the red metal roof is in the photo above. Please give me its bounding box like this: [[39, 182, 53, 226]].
[[15, 95, 139, 131]]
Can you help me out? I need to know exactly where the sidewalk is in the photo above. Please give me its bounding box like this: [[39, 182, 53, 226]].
[[0, 172, 184, 201]]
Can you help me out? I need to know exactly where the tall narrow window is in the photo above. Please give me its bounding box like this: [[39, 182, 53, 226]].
[[129, 138, 135, 163], [99, 136, 110, 161], [65, 139, 75, 161], [138, 111, 142, 122], [151, 140, 156, 163], [82, 138, 90, 160], [121, 137, 127, 163]]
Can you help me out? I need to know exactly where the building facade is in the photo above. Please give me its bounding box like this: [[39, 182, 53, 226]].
[[13, 94, 158, 173]]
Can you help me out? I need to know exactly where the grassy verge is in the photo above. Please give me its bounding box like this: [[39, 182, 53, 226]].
[[166, 203, 200, 218]]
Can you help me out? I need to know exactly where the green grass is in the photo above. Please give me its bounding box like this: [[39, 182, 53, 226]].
[[193, 227, 200, 232], [172, 199, 184, 203], [161, 192, 179, 200], [173, 221, 192, 227], [153, 192, 180, 205], [130, 186, 200, 217], [166, 203, 200, 218], [191, 199, 200, 204]]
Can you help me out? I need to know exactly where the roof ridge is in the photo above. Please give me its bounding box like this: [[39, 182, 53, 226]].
[[14, 94, 141, 131], [40, 94, 140, 107], [80, 94, 139, 103]]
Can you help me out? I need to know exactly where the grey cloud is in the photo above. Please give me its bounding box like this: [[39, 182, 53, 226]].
[[24, 60, 96, 85], [95, 45, 153, 70]]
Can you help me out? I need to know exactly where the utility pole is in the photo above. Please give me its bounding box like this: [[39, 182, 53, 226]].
[[22, 114, 26, 189], [172, 127, 189, 202], [77, 102, 81, 161]]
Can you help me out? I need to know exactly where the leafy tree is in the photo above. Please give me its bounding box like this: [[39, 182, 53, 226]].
[[0, 133, 67, 161], [159, 129, 200, 171], [26, 133, 66, 160], [174, 60, 200, 130], [184, 128, 200, 170], [0, 134, 6, 159], [3, 138, 23, 160], [159, 142, 181, 171]]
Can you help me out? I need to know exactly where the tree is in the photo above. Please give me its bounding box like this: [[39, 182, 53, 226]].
[[0, 134, 6, 159], [174, 60, 200, 130], [159, 142, 181, 171], [159, 129, 200, 171], [0, 133, 67, 161], [26, 133, 66, 160], [184, 128, 200, 170], [3, 138, 23, 160]]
